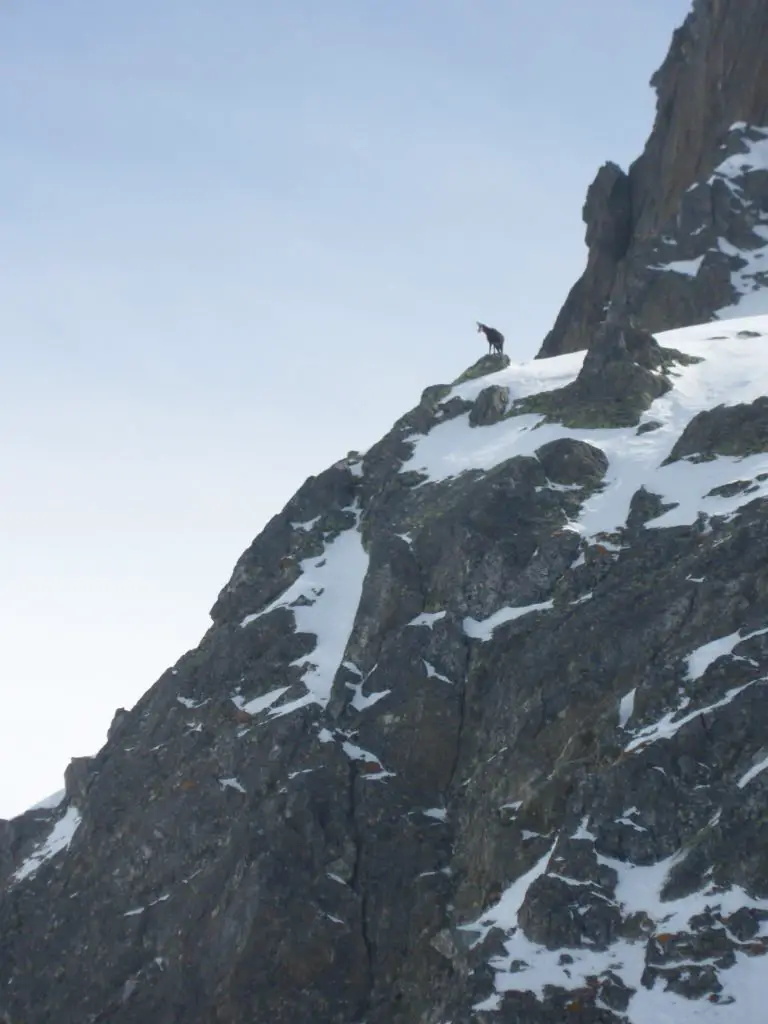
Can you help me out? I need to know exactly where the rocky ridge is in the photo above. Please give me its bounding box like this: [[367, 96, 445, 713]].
[[539, 0, 768, 358], [4, 314, 768, 1022]]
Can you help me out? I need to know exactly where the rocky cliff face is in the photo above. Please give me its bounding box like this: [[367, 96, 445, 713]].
[[538, 0, 768, 358], [5, 312, 768, 1023], [6, 5, 768, 1023]]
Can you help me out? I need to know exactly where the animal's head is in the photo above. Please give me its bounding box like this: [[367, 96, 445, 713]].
[[476, 322, 484, 334]]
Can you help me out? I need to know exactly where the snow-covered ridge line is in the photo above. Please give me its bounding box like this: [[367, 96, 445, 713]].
[[401, 315, 768, 541]]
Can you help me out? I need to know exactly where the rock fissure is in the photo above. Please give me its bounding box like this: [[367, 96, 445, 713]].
[[445, 639, 474, 801], [348, 777, 375, 1022]]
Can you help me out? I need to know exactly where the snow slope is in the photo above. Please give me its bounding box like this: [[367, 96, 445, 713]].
[[402, 315, 768, 540]]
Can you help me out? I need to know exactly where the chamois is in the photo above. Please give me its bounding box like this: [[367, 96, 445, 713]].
[[477, 322, 504, 355]]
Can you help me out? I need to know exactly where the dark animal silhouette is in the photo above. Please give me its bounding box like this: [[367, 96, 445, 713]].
[[477, 322, 504, 355]]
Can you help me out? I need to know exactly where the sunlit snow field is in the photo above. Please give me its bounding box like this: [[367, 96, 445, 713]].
[[402, 315, 768, 539]]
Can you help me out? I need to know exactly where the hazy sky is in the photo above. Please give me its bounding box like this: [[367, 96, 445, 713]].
[[1, 0, 692, 818]]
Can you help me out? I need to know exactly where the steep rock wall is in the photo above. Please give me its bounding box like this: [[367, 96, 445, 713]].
[[538, 0, 768, 357]]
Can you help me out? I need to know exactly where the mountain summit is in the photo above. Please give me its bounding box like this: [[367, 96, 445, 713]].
[[5, 4, 768, 1023]]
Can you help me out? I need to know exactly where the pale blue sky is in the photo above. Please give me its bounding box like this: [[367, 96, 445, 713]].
[[0, 1, 691, 817]]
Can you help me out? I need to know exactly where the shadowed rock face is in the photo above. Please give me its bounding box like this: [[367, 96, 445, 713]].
[[538, 0, 768, 358]]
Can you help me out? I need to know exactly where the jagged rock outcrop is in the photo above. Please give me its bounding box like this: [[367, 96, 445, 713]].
[[5, 314, 768, 1022], [665, 394, 768, 463], [469, 385, 510, 427], [520, 321, 699, 428], [539, 0, 768, 358]]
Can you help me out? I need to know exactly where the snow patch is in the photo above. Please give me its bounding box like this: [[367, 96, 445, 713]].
[[176, 696, 206, 709], [463, 844, 556, 947], [341, 740, 395, 780], [737, 750, 768, 788], [123, 893, 170, 917], [653, 255, 705, 277], [13, 805, 82, 881], [291, 515, 321, 532], [240, 505, 369, 712], [232, 687, 290, 716], [463, 601, 554, 640], [407, 610, 446, 629], [618, 688, 636, 729], [423, 660, 453, 684], [572, 816, 596, 841], [347, 682, 391, 711], [423, 807, 448, 822], [686, 626, 768, 680], [218, 777, 246, 794], [625, 681, 758, 752]]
